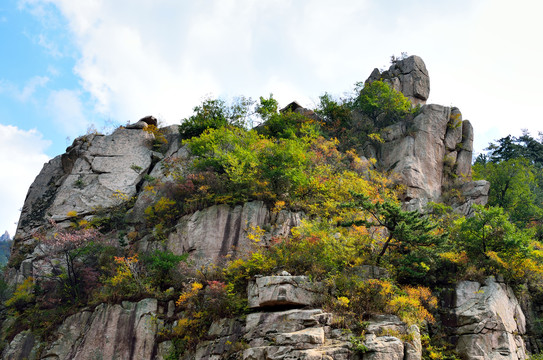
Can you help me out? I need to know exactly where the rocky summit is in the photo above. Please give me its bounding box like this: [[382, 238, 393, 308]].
[[1, 56, 540, 360], [0, 232, 10, 242]]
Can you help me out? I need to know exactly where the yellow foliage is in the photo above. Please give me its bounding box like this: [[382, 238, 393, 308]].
[[111, 190, 130, 202], [439, 251, 468, 265], [337, 296, 350, 307], [144, 184, 156, 194], [387, 285, 437, 325], [176, 282, 203, 307], [5, 277, 35, 309], [246, 225, 265, 243], [66, 211, 77, 217], [272, 200, 286, 213], [110, 255, 139, 286], [368, 133, 385, 144], [143, 124, 168, 146]]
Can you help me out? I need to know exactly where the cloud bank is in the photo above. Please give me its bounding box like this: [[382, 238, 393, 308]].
[[0, 124, 50, 235]]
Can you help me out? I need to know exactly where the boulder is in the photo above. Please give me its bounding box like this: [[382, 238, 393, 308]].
[[125, 115, 158, 129], [452, 180, 490, 216], [245, 309, 331, 340], [366, 55, 430, 105], [363, 334, 405, 360], [248, 274, 321, 308]]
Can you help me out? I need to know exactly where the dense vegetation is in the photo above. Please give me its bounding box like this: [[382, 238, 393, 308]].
[[2, 80, 543, 359]]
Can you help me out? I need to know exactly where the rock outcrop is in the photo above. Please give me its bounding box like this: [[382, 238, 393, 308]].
[[3, 276, 423, 360], [1, 55, 516, 359], [448, 277, 527, 360], [247, 273, 320, 308], [164, 201, 301, 267], [365, 103, 485, 211], [363, 56, 487, 212], [192, 276, 422, 360], [3, 298, 164, 360], [16, 128, 156, 240], [125, 115, 159, 129], [366, 55, 430, 106]]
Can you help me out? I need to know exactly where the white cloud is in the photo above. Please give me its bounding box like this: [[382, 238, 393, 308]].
[[37, 33, 62, 57], [0, 125, 50, 236], [19, 0, 543, 154], [0, 75, 49, 102], [46, 89, 89, 136]]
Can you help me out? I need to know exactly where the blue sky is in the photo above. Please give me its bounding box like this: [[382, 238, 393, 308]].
[[1, 0, 543, 236]]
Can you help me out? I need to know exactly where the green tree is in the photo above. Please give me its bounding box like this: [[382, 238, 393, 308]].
[[179, 97, 254, 139], [255, 94, 278, 121], [341, 193, 445, 283], [452, 205, 531, 264], [484, 131, 543, 166], [351, 80, 415, 127], [473, 158, 542, 225]]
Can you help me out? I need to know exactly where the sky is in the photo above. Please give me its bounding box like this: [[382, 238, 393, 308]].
[[1, 0, 543, 236]]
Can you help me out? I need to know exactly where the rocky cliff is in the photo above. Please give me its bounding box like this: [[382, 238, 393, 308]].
[[2, 56, 537, 360], [363, 55, 487, 212]]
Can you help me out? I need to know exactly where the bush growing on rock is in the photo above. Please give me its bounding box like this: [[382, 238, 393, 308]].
[[179, 97, 254, 139]]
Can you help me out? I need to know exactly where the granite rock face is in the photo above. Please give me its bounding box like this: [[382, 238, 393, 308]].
[[2, 56, 515, 359], [16, 128, 155, 240], [366, 55, 430, 105], [2, 277, 423, 360], [452, 277, 527, 360], [364, 56, 487, 212], [2, 299, 162, 360], [366, 103, 485, 212], [247, 274, 320, 308], [165, 201, 302, 266]]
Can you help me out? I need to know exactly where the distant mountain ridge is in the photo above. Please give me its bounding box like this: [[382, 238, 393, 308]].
[[0, 231, 11, 266], [0, 231, 10, 242]]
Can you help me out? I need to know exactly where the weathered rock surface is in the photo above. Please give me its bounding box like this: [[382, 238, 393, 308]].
[[452, 277, 527, 360], [451, 180, 490, 216], [367, 103, 483, 212], [43, 298, 160, 360], [2, 330, 39, 360], [165, 201, 302, 266], [2, 299, 163, 360], [366, 55, 430, 105], [16, 128, 155, 240], [1, 279, 424, 360], [2, 56, 519, 359], [248, 274, 320, 308]]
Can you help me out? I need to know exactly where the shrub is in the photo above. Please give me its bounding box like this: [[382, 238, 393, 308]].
[[179, 97, 253, 139], [5, 277, 35, 312], [143, 250, 188, 289], [352, 80, 415, 127], [98, 254, 151, 302], [143, 124, 168, 151], [144, 197, 179, 227]]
